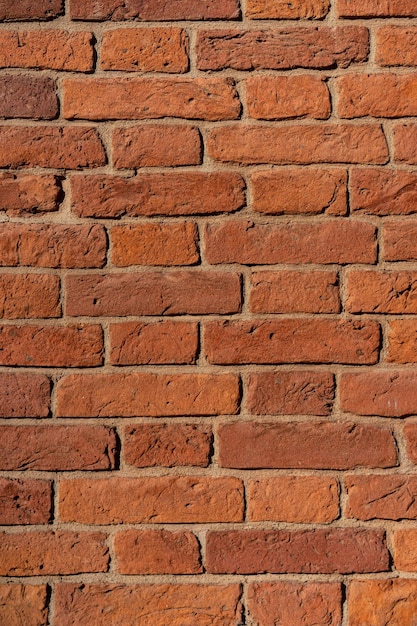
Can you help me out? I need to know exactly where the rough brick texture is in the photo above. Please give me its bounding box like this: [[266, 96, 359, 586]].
[[2, 4, 417, 624]]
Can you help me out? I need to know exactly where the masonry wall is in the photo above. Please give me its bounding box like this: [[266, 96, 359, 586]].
[[1, 0, 417, 624]]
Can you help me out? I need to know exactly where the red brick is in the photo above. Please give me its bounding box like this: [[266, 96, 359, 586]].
[[250, 270, 340, 313], [0, 31, 93, 71], [112, 125, 201, 168], [208, 124, 388, 164], [0, 274, 60, 319], [56, 373, 240, 417], [247, 477, 339, 523], [0, 224, 106, 268], [0, 173, 61, 215], [404, 424, 417, 465], [204, 221, 376, 265], [387, 320, 417, 364], [101, 28, 188, 72], [66, 271, 241, 316], [63, 77, 241, 120], [247, 371, 335, 416], [393, 530, 417, 571], [350, 168, 417, 215], [246, 0, 330, 19], [337, 74, 417, 118], [0, 585, 48, 626], [0, 76, 57, 119], [0, 531, 109, 576], [124, 423, 211, 467], [0, 127, 106, 169], [346, 475, 417, 520], [59, 476, 244, 523], [197, 27, 368, 70], [71, 172, 245, 218], [114, 530, 201, 574], [111, 223, 199, 266], [338, 0, 417, 17], [55, 583, 242, 626], [247, 582, 342, 626], [70, 0, 241, 20], [0, 426, 117, 470], [0, 373, 50, 418], [0, 478, 52, 525], [382, 221, 417, 261], [206, 528, 389, 574], [252, 168, 348, 215], [376, 26, 417, 66], [218, 421, 397, 469], [346, 269, 417, 314], [348, 580, 417, 626], [394, 124, 417, 164], [205, 319, 380, 365], [341, 372, 417, 417], [246, 75, 330, 120], [1, 0, 63, 20], [110, 321, 198, 365]]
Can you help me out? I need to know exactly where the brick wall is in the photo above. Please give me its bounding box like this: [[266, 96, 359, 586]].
[[1, 0, 417, 624]]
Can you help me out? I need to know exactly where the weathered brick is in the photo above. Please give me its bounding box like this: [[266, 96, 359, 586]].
[[246, 0, 330, 19], [0, 224, 106, 268], [393, 530, 417, 571], [59, 476, 244, 523], [246, 75, 330, 120], [0, 425, 117, 470], [208, 124, 388, 164], [0, 173, 61, 215], [71, 172, 245, 218], [247, 477, 339, 523], [0, 478, 52, 525], [247, 371, 335, 416], [250, 270, 340, 313], [346, 475, 417, 520], [206, 528, 389, 574], [377, 26, 417, 66], [110, 321, 198, 365], [124, 423, 211, 467], [0, 373, 50, 418], [0, 274, 60, 319], [348, 580, 417, 626], [337, 74, 417, 118], [63, 77, 241, 120], [0, 585, 48, 626], [114, 530, 201, 574], [346, 269, 417, 314], [101, 28, 188, 72], [252, 168, 348, 215], [55, 583, 242, 626], [111, 223, 199, 266], [388, 216, 415, 255], [0, 76, 57, 119], [197, 27, 369, 70], [112, 125, 202, 168], [1, 0, 63, 20], [338, 0, 417, 17], [0, 127, 106, 169], [218, 421, 397, 469], [66, 271, 241, 316], [351, 168, 417, 215], [341, 372, 417, 417], [247, 582, 342, 626], [70, 0, 241, 20], [404, 423, 417, 465], [205, 319, 380, 365], [0, 531, 109, 576], [0, 31, 93, 71], [394, 124, 417, 164], [204, 221, 376, 264], [386, 320, 417, 363], [56, 373, 240, 417]]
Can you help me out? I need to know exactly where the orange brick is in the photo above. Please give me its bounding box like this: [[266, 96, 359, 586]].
[[394, 124, 417, 164], [1, 0, 63, 20], [0, 478, 52, 525], [0, 173, 61, 215], [341, 372, 417, 417], [337, 74, 417, 118], [346, 269, 417, 314], [0, 373, 50, 418], [338, 0, 417, 17], [0, 274, 60, 319], [246, 0, 330, 19], [387, 320, 417, 364], [111, 223, 199, 266], [404, 423, 417, 465], [0, 585, 48, 626], [348, 580, 417, 626], [346, 475, 417, 520], [350, 168, 417, 215], [377, 26, 417, 66], [393, 530, 417, 571], [70, 0, 241, 20]]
